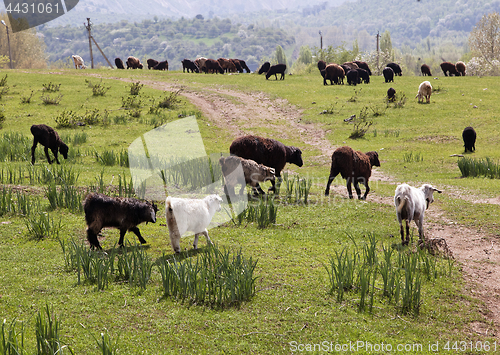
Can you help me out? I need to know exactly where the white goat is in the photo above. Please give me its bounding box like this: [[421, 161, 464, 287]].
[[394, 183, 442, 245], [72, 55, 86, 69], [165, 194, 223, 253], [416, 80, 432, 103]]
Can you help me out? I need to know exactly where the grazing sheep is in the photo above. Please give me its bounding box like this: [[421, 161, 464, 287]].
[[342, 62, 359, 71], [416, 81, 432, 103], [421, 64, 432, 76], [229, 135, 303, 192], [219, 155, 275, 196], [387, 87, 396, 101], [462, 126, 476, 152], [71, 55, 86, 69], [153, 60, 168, 71], [236, 59, 251, 73], [386, 62, 402, 76], [165, 195, 222, 253], [440, 61, 459, 76], [181, 59, 199, 73], [83, 193, 158, 250], [394, 183, 442, 245], [115, 57, 125, 69], [346, 69, 359, 86], [383, 67, 395, 83], [258, 62, 271, 75], [126, 56, 143, 69], [321, 64, 344, 85], [203, 59, 224, 74], [195, 57, 208, 73], [266, 64, 287, 80], [355, 68, 370, 84], [147, 58, 159, 69], [324, 146, 380, 200], [317, 60, 327, 72], [353, 60, 372, 75], [30, 124, 69, 165], [456, 61, 466, 76]]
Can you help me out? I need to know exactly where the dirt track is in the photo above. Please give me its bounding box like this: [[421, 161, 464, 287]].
[[144, 80, 499, 338]]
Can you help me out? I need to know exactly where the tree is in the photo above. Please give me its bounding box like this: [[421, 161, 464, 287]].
[[0, 12, 47, 69], [274, 45, 287, 67], [297, 45, 312, 65], [380, 30, 392, 54], [468, 12, 500, 65]]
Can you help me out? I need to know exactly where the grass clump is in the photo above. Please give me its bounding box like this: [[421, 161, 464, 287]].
[[42, 82, 61, 92], [158, 244, 258, 308], [129, 81, 143, 96], [458, 157, 500, 178]]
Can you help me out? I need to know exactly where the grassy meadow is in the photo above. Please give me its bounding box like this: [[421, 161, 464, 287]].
[[0, 68, 499, 354]]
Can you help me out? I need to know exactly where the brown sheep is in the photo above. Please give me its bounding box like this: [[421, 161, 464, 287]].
[[317, 60, 327, 72], [353, 60, 372, 75], [203, 59, 224, 74], [126, 56, 143, 69], [342, 62, 359, 71], [456, 61, 466, 76], [153, 60, 168, 70], [30, 124, 69, 165], [195, 57, 207, 73], [321, 64, 345, 85], [229, 135, 303, 192], [219, 156, 275, 196], [83, 193, 158, 249], [266, 64, 287, 80], [421, 64, 432, 76], [440, 61, 459, 76], [324, 146, 380, 200], [237, 59, 251, 73], [115, 57, 125, 69]]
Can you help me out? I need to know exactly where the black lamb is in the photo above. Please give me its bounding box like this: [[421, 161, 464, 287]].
[[30, 124, 69, 165]]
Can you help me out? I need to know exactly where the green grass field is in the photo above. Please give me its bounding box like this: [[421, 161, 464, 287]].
[[0, 68, 498, 354]]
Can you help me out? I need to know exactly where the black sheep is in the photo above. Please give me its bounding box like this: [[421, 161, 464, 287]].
[[462, 126, 476, 152], [383, 67, 395, 83], [237, 59, 251, 73], [147, 58, 159, 70], [386, 62, 402, 76], [229, 135, 303, 192], [324, 146, 380, 200], [115, 57, 125, 69], [317, 60, 327, 72], [355, 68, 370, 84], [387, 87, 396, 101], [346, 69, 359, 86], [353, 60, 372, 75], [30, 124, 69, 165], [83, 193, 158, 249], [266, 64, 287, 80], [440, 61, 459, 76], [181, 59, 199, 73], [421, 64, 432, 76], [153, 60, 168, 70], [258, 62, 271, 75]]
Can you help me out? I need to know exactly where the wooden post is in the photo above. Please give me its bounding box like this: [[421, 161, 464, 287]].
[[91, 36, 114, 69], [86, 18, 94, 69], [376, 31, 380, 75]]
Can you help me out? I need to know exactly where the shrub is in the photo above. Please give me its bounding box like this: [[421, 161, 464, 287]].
[[129, 81, 143, 95], [42, 82, 61, 92]]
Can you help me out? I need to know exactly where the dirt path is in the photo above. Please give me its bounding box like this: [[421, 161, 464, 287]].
[[144, 80, 499, 337]]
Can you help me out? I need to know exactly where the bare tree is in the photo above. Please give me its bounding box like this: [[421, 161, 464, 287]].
[[468, 12, 500, 65]]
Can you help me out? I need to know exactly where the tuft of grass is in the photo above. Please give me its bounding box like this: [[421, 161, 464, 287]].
[[40, 94, 63, 105], [458, 156, 500, 178], [42, 82, 61, 92]]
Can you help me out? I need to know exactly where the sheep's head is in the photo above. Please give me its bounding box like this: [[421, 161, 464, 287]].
[[287, 146, 304, 167], [206, 194, 223, 212], [420, 184, 442, 209], [60, 143, 69, 159], [366, 151, 380, 167], [146, 201, 158, 224]]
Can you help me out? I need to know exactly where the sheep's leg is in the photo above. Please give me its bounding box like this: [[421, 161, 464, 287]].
[[31, 139, 38, 165], [346, 179, 354, 199], [399, 223, 406, 245], [405, 220, 411, 245], [202, 230, 212, 246], [324, 169, 340, 196], [193, 233, 199, 249], [361, 180, 370, 200], [415, 217, 425, 241], [86, 228, 102, 250], [43, 146, 53, 164], [129, 226, 147, 245], [353, 180, 363, 200], [51, 148, 60, 164]]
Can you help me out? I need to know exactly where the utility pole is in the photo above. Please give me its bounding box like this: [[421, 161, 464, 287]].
[[376, 31, 380, 75], [1, 20, 12, 69], [86, 18, 94, 69]]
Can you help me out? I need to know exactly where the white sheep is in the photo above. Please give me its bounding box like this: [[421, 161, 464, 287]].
[[72, 55, 86, 69], [394, 183, 442, 245], [219, 155, 275, 196], [165, 194, 223, 253], [416, 80, 432, 103]]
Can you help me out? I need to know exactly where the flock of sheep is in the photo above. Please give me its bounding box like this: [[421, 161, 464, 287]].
[[59, 55, 477, 250]]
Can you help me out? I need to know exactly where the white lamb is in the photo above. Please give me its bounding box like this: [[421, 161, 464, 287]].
[[165, 194, 223, 253], [72, 55, 86, 69], [394, 183, 442, 245], [416, 80, 432, 103]]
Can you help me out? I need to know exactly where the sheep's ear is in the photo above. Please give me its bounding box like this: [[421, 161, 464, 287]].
[[433, 188, 442, 194]]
